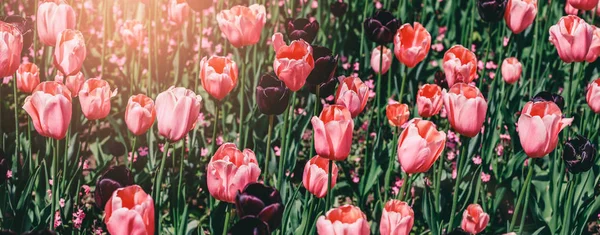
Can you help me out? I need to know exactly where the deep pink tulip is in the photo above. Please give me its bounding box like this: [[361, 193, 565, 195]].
[[371, 46, 392, 74], [568, 0, 599, 11], [16, 62, 40, 93], [311, 105, 354, 161], [380, 200, 414, 235], [199, 55, 238, 100], [549, 15, 594, 63], [504, 0, 537, 34], [303, 155, 338, 198], [168, 0, 189, 25], [587, 78, 600, 113], [393, 22, 431, 68], [501, 57, 522, 84], [104, 185, 154, 235], [461, 204, 490, 235], [206, 143, 261, 203], [272, 33, 315, 91], [155, 86, 202, 142], [586, 26, 600, 63], [518, 101, 573, 158], [0, 21, 23, 78], [125, 94, 156, 136], [317, 205, 370, 235], [55, 71, 85, 97], [443, 45, 478, 87], [22, 81, 72, 140], [335, 76, 369, 118], [120, 20, 145, 49], [53, 29, 86, 76], [443, 83, 488, 138], [216, 4, 266, 48], [79, 78, 117, 120], [416, 84, 443, 118], [397, 119, 446, 174], [36, 0, 76, 46]]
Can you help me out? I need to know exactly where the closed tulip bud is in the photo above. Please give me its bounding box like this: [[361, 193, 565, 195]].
[[286, 18, 319, 43], [306, 46, 338, 88], [0, 149, 9, 183], [504, 0, 537, 34], [272, 33, 315, 91], [477, 0, 507, 22], [549, 15, 594, 63], [303, 155, 338, 198], [330, 1, 348, 17], [228, 217, 270, 235], [217, 4, 266, 48], [335, 76, 369, 117], [120, 20, 145, 49], [310, 75, 339, 99], [416, 84, 443, 118], [16, 62, 40, 93], [256, 73, 291, 115], [168, 0, 189, 25], [585, 27, 600, 63], [371, 46, 392, 74], [36, 0, 76, 46], [78, 78, 117, 120], [199, 55, 238, 101], [501, 57, 522, 84], [312, 105, 354, 161], [568, 0, 600, 10], [434, 70, 449, 89], [125, 94, 156, 136], [532, 91, 565, 111], [4, 15, 34, 53], [461, 204, 489, 234], [155, 86, 202, 142], [363, 10, 400, 45], [586, 78, 600, 113], [397, 119, 446, 174], [317, 205, 370, 235], [393, 22, 431, 68], [386, 102, 410, 127], [94, 166, 134, 209], [0, 21, 23, 78], [563, 135, 596, 174], [380, 200, 414, 235], [187, 0, 212, 12], [54, 71, 85, 97], [207, 143, 261, 203], [235, 183, 284, 230], [23, 81, 72, 140], [104, 185, 154, 235], [53, 29, 86, 76], [443, 83, 488, 138], [518, 100, 573, 158], [443, 45, 478, 87]]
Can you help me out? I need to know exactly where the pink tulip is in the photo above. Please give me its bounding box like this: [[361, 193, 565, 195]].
[[36, 0, 76, 46], [312, 105, 354, 161], [0, 21, 23, 78], [303, 155, 338, 198], [22, 81, 72, 140], [79, 78, 117, 120], [586, 26, 600, 63], [120, 20, 145, 49], [517, 101, 573, 158], [549, 15, 594, 63], [386, 102, 410, 127], [587, 78, 600, 113], [53, 29, 86, 76], [443, 45, 478, 87], [168, 0, 189, 25], [504, 0, 537, 34], [501, 57, 522, 84], [55, 71, 85, 97], [568, 0, 599, 11], [371, 46, 392, 74], [104, 185, 154, 235], [272, 33, 315, 91], [416, 84, 443, 118], [206, 143, 261, 203], [397, 119, 446, 174], [317, 205, 370, 235], [199, 55, 238, 100], [216, 4, 266, 48], [155, 86, 202, 142], [125, 94, 156, 136], [443, 83, 488, 138], [393, 22, 431, 68], [380, 200, 414, 235], [335, 76, 369, 118], [461, 204, 490, 235], [16, 62, 40, 93], [565, 2, 579, 15]]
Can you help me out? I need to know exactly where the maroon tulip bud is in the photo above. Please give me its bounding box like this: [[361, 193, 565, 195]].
[[228, 216, 270, 235], [563, 135, 596, 174], [363, 10, 399, 45], [307, 46, 338, 87], [330, 1, 348, 17], [532, 92, 565, 111], [434, 70, 448, 89], [285, 18, 319, 43], [235, 183, 284, 231], [94, 166, 134, 209], [256, 73, 291, 115]]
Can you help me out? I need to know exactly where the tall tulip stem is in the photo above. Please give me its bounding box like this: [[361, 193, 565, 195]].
[[154, 141, 170, 230], [12, 74, 19, 159], [399, 66, 408, 103], [384, 126, 400, 203], [238, 49, 247, 148], [509, 158, 535, 232], [397, 172, 410, 201], [560, 174, 575, 234], [222, 204, 231, 235], [376, 44, 384, 125], [129, 136, 137, 170], [325, 159, 334, 212], [50, 138, 58, 230], [211, 103, 220, 155], [264, 115, 274, 182], [448, 136, 469, 230]]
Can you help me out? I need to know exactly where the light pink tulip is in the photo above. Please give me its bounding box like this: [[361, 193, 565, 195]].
[[104, 185, 154, 235], [568, 0, 600, 11], [272, 33, 314, 91], [79, 78, 117, 120], [317, 205, 370, 235], [125, 94, 156, 136], [397, 119, 446, 174], [199, 55, 238, 100], [371, 46, 392, 74], [335, 76, 369, 118], [461, 204, 489, 235], [155, 86, 202, 142], [16, 62, 40, 93], [549, 15, 594, 63], [393, 22, 431, 68], [120, 20, 145, 49], [380, 200, 414, 235], [586, 26, 600, 63], [53, 29, 86, 76], [312, 105, 354, 161], [443, 45, 478, 87], [168, 0, 189, 25], [36, 0, 76, 46], [216, 4, 266, 48], [504, 0, 537, 34], [565, 2, 579, 15], [587, 78, 600, 113], [501, 57, 522, 84], [55, 71, 85, 97], [416, 84, 443, 118], [23, 81, 72, 140], [443, 83, 488, 138], [303, 155, 338, 198], [206, 143, 261, 203], [518, 101, 573, 158], [0, 21, 23, 78]]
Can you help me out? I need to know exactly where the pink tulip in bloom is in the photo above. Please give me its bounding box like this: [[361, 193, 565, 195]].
[[0, 21, 23, 78], [312, 105, 354, 161], [199, 55, 238, 100], [303, 155, 338, 198], [125, 94, 156, 136], [416, 84, 443, 118], [587, 78, 600, 113], [79, 78, 117, 120], [501, 57, 522, 84], [549, 15, 594, 63], [586, 27, 600, 63], [272, 33, 315, 91], [568, 0, 599, 11], [155, 86, 202, 142], [504, 0, 537, 34], [23, 81, 72, 140], [380, 200, 414, 235], [397, 119, 446, 174], [55, 71, 85, 97], [371, 46, 392, 74], [565, 2, 579, 15], [443, 83, 488, 138], [104, 185, 154, 235], [335, 76, 369, 118], [168, 0, 189, 25], [120, 20, 145, 49], [36, 0, 76, 46], [16, 62, 40, 93], [53, 29, 86, 76], [461, 204, 490, 235], [517, 100, 573, 158], [216, 4, 266, 48], [442, 45, 478, 87], [386, 102, 410, 127], [206, 143, 261, 203], [317, 205, 370, 235], [393, 22, 431, 68]]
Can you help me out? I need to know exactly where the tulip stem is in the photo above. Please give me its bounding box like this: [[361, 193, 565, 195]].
[[376, 44, 384, 126], [448, 136, 469, 231], [399, 65, 407, 103], [211, 104, 220, 155], [561, 174, 575, 234], [50, 138, 57, 230], [238, 50, 247, 149], [154, 141, 170, 230], [397, 172, 410, 201], [129, 136, 137, 170], [264, 115, 274, 183], [384, 126, 400, 203], [13, 74, 19, 160], [222, 204, 231, 235], [478, 23, 493, 88], [325, 159, 334, 212], [509, 158, 534, 232], [310, 87, 321, 157]]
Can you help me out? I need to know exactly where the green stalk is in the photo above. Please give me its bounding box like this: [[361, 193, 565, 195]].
[[448, 137, 469, 230], [384, 126, 399, 203], [129, 136, 137, 170], [375, 44, 384, 125], [13, 74, 19, 159], [325, 159, 334, 212], [278, 92, 296, 190], [518, 169, 534, 234], [561, 174, 576, 234], [238, 49, 247, 148], [211, 104, 220, 155], [509, 158, 535, 232], [50, 138, 57, 230], [222, 204, 231, 235], [310, 87, 321, 157], [154, 141, 170, 231], [397, 172, 410, 201], [264, 115, 274, 182], [478, 24, 493, 88], [100, 0, 108, 76], [176, 140, 186, 233], [399, 66, 408, 103], [473, 167, 482, 204]]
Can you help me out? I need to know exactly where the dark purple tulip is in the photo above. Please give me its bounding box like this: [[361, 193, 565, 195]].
[[256, 73, 291, 115], [563, 135, 596, 174], [94, 166, 134, 209], [308, 75, 339, 99], [306, 46, 338, 88], [4, 15, 34, 53], [186, 0, 212, 12], [286, 18, 319, 43], [363, 10, 399, 45], [532, 92, 565, 110], [434, 70, 449, 90], [0, 149, 9, 184], [235, 183, 284, 231], [330, 1, 348, 17], [477, 0, 507, 22], [228, 216, 270, 235]]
